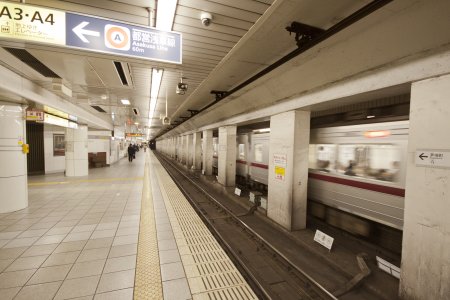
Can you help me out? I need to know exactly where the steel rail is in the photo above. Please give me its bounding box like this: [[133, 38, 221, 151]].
[[157, 154, 272, 300], [156, 153, 338, 300]]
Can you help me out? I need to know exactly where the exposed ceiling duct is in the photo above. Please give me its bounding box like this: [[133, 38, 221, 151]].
[[91, 105, 107, 113], [113, 61, 133, 87], [3, 47, 61, 78]]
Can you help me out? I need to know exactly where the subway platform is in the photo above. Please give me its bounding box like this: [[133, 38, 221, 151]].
[[0, 151, 255, 299]]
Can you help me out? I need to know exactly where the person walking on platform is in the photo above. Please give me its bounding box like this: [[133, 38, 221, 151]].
[[127, 144, 135, 162]]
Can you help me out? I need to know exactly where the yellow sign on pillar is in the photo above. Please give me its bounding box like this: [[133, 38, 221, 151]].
[[275, 166, 285, 180]]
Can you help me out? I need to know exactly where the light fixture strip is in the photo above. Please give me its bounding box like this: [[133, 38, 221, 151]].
[[155, 0, 178, 31], [147, 0, 176, 136], [148, 68, 163, 126]]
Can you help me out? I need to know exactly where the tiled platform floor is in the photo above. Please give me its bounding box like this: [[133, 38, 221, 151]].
[[0, 150, 256, 300], [0, 152, 145, 299]]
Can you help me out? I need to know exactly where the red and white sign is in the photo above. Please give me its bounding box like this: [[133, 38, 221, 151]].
[[26, 110, 44, 121]]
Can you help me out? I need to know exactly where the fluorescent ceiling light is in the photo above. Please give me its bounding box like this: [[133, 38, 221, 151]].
[[134, 122, 139, 125], [121, 99, 130, 105], [253, 128, 270, 133], [148, 68, 163, 126], [156, 0, 178, 31]]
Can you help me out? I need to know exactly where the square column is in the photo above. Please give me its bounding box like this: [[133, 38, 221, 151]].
[[202, 130, 213, 175], [218, 126, 236, 187], [0, 104, 28, 213], [65, 125, 88, 177], [400, 74, 450, 299], [171, 137, 175, 158], [177, 136, 182, 162], [183, 135, 189, 165], [193, 132, 202, 170], [187, 134, 194, 168], [267, 110, 310, 231]]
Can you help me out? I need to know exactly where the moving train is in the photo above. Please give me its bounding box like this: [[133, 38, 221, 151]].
[[211, 121, 408, 248]]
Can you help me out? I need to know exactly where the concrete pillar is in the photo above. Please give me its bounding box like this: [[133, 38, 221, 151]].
[[0, 104, 28, 213], [181, 136, 186, 163], [193, 132, 202, 170], [400, 74, 450, 299], [171, 137, 175, 158], [187, 134, 193, 168], [202, 129, 213, 175], [183, 135, 188, 165], [218, 126, 237, 187], [65, 125, 88, 177], [267, 110, 310, 231], [176, 136, 181, 161]]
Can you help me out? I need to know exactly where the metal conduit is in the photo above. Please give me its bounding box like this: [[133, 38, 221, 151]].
[[157, 0, 393, 139]]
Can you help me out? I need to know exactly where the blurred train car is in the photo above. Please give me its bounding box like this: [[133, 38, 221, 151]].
[[205, 121, 407, 251], [247, 133, 270, 187], [308, 121, 408, 244], [236, 134, 249, 183], [212, 137, 218, 175]]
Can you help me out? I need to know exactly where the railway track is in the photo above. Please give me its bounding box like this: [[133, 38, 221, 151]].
[[155, 153, 338, 300]]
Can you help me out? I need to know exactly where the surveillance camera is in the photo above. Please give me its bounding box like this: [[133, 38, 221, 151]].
[[176, 82, 188, 95], [177, 82, 188, 90], [200, 12, 212, 27]]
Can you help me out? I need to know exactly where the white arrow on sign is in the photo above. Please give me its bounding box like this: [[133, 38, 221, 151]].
[[72, 21, 100, 43]]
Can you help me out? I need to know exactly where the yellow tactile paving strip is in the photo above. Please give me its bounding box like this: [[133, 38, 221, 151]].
[[151, 153, 258, 300], [28, 177, 143, 186], [134, 156, 163, 299]]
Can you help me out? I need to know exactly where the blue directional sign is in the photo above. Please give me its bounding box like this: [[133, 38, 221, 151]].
[[0, 1, 182, 64], [66, 13, 181, 64]]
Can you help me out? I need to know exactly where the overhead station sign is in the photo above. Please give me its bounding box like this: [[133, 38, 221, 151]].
[[0, 1, 181, 64], [0, 2, 65, 45]]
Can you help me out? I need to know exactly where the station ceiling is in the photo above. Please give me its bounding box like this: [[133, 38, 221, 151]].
[[0, 0, 377, 137]]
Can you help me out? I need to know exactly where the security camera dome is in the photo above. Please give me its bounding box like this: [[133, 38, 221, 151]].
[[200, 12, 212, 27]]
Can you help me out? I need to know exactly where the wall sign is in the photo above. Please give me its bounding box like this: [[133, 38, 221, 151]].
[[415, 149, 450, 169], [0, 1, 182, 64], [273, 153, 287, 181], [26, 110, 44, 121], [53, 134, 65, 156], [126, 133, 144, 137]]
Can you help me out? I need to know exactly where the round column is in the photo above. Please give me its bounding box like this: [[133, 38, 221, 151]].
[[0, 104, 28, 213], [65, 125, 88, 177]]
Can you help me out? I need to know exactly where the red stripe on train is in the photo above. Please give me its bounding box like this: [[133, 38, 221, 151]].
[[308, 172, 405, 197], [250, 162, 269, 169], [236, 159, 247, 165]]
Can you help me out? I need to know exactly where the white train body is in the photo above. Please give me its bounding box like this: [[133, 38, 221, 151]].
[[308, 121, 408, 230], [206, 121, 408, 230]]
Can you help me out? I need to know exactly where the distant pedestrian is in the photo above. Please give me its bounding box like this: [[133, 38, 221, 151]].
[[127, 144, 135, 162]]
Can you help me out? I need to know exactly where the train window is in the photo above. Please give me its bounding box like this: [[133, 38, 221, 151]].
[[337, 144, 401, 182], [254, 143, 264, 162], [238, 144, 245, 160], [366, 144, 401, 182], [309, 144, 336, 172], [337, 144, 368, 177], [213, 142, 218, 156]]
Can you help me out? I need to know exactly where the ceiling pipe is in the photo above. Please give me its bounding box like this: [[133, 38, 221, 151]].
[[156, 0, 393, 139], [147, 0, 156, 27]]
